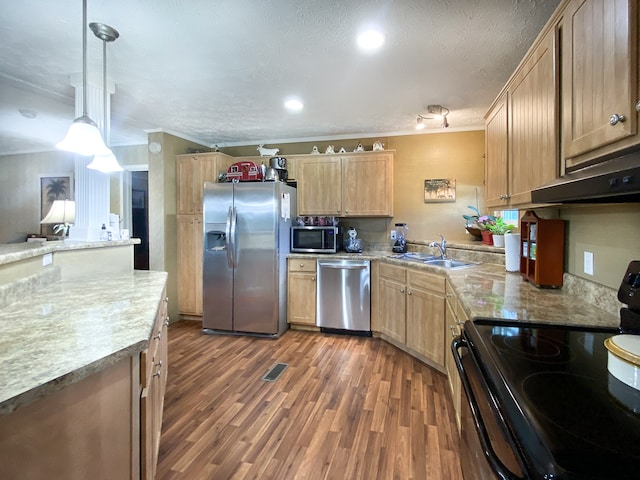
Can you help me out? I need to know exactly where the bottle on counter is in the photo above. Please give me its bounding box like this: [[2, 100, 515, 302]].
[[101, 224, 108, 241]]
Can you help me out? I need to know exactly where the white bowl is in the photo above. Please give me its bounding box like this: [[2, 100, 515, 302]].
[[604, 334, 640, 390]]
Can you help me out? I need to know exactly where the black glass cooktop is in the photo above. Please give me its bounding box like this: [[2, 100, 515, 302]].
[[466, 319, 640, 479]]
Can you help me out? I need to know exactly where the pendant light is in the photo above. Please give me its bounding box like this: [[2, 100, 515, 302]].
[[87, 22, 123, 173], [56, 0, 112, 157]]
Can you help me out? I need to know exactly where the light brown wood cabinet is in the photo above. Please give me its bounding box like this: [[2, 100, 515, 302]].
[[561, 0, 639, 167], [176, 152, 234, 317], [485, 28, 558, 208], [287, 259, 317, 326], [297, 151, 393, 217], [445, 280, 467, 432], [378, 263, 407, 344], [177, 214, 203, 316], [141, 291, 169, 480], [405, 269, 446, 368], [378, 263, 447, 371]]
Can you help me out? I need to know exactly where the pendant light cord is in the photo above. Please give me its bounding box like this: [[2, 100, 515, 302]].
[[82, 0, 88, 117], [102, 38, 107, 139]]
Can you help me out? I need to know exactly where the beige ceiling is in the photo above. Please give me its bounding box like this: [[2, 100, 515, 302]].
[[0, 0, 561, 156]]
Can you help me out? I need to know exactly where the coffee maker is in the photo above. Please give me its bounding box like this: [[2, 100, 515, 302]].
[[269, 157, 288, 182]]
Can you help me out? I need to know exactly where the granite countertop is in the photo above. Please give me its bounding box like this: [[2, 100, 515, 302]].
[[0, 239, 141, 267], [0, 270, 168, 414], [288, 249, 621, 329]]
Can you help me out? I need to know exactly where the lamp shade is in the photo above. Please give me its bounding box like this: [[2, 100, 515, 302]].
[[56, 115, 112, 157], [41, 200, 76, 225], [87, 151, 123, 173]]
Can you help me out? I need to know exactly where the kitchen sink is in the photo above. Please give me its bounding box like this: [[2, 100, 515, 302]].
[[424, 259, 476, 269], [387, 252, 437, 262]]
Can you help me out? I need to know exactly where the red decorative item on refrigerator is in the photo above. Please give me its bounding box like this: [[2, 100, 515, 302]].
[[226, 161, 263, 182]]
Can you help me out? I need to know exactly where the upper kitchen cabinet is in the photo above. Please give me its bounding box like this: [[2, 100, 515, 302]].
[[485, 93, 509, 208], [297, 156, 343, 215], [561, 0, 639, 168], [176, 153, 234, 215], [297, 151, 394, 217], [485, 27, 558, 208]]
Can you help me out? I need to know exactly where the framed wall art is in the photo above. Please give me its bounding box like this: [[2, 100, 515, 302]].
[[40, 175, 73, 235], [424, 178, 456, 203]]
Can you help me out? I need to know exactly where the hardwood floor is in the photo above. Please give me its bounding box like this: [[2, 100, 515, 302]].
[[156, 321, 463, 480]]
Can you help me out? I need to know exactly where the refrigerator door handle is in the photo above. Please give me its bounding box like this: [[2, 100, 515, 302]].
[[225, 206, 233, 268], [230, 206, 238, 268]]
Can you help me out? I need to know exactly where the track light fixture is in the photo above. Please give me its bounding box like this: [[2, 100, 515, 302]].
[[416, 105, 450, 129]]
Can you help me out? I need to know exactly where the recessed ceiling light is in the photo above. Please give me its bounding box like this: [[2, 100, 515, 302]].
[[284, 98, 304, 111], [357, 29, 384, 51]]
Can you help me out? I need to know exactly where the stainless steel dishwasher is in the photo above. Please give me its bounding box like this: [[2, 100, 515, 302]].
[[317, 259, 371, 334]]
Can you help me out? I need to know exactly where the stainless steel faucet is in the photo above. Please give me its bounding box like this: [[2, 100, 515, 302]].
[[429, 234, 447, 259]]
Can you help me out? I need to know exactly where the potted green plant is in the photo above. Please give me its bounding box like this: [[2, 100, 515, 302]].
[[487, 217, 515, 247]]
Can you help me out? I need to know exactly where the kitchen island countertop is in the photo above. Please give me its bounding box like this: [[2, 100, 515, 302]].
[[0, 269, 167, 414]]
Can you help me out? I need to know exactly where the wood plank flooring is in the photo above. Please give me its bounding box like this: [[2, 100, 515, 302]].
[[156, 321, 463, 480]]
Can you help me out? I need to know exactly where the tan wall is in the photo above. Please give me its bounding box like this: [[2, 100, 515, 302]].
[[0, 150, 75, 243]]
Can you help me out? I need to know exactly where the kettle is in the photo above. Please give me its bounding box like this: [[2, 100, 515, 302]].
[[264, 167, 280, 181], [269, 156, 287, 169]]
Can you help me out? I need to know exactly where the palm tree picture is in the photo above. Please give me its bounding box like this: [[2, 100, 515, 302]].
[[40, 176, 72, 235]]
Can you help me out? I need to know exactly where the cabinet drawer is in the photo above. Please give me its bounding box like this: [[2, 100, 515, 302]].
[[288, 258, 317, 272], [408, 269, 445, 294], [379, 263, 407, 282]]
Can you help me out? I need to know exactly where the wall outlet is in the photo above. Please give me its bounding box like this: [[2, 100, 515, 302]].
[[390, 230, 397, 240], [42, 253, 53, 266], [584, 251, 594, 276]]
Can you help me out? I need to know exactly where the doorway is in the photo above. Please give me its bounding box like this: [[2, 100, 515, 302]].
[[131, 171, 149, 270]]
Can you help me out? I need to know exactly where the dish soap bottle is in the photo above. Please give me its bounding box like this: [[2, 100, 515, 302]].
[[101, 224, 108, 241]]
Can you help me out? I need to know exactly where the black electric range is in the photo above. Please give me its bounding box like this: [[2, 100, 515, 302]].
[[454, 261, 640, 480]]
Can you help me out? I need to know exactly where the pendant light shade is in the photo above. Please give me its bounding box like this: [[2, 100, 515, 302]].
[[57, 115, 112, 156], [87, 150, 123, 172], [56, 0, 110, 157]]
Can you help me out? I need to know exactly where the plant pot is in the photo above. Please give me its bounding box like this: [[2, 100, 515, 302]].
[[481, 230, 493, 245], [465, 226, 482, 240], [492, 234, 505, 247]]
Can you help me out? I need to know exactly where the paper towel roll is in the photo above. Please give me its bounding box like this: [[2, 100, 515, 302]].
[[504, 233, 521, 272]]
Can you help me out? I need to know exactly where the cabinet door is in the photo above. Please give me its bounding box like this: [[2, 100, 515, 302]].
[[562, 0, 637, 161], [177, 215, 199, 315], [287, 271, 317, 325], [177, 155, 197, 215], [485, 93, 509, 208], [298, 157, 342, 215], [342, 153, 393, 216], [197, 156, 217, 214], [193, 217, 203, 314], [406, 286, 446, 367], [379, 276, 406, 344], [509, 29, 558, 205]]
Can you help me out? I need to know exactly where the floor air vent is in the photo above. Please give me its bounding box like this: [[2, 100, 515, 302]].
[[261, 363, 288, 382]]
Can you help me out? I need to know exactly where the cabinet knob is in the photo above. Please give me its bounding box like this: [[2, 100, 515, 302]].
[[609, 113, 626, 125], [400, 288, 405, 293], [312, 276, 316, 281], [450, 325, 457, 337], [407, 290, 412, 295], [636, 100, 640, 112], [154, 332, 162, 340], [300, 263, 305, 268]]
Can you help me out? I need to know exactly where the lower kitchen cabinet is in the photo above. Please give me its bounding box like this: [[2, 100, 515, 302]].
[[287, 259, 317, 327], [177, 214, 203, 317], [378, 263, 407, 344], [445, 280, 467, 431], [141, 291, 169, 480], [405, 269, 446, 368], [378, 263, 447, 372]]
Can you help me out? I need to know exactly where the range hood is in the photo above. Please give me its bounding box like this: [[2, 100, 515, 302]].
[[531, 151, 640, 204]]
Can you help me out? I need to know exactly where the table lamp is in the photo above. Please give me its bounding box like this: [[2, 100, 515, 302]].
[[40, 200, 76, 237]]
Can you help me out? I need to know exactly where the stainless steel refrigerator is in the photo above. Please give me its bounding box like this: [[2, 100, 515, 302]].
[[202, 181, 296, 337]]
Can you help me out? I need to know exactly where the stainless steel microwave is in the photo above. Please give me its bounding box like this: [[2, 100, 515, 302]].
[[290, 226, 337, 253]]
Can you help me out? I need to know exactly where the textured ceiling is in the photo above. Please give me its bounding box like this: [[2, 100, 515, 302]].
[[0, 0, 561, 155]]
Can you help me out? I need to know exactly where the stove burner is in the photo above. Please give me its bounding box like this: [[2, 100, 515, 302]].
[[490, 329, 572, 363]]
